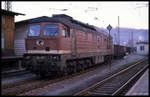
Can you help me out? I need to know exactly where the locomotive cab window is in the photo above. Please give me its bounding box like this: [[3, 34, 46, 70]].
[[44, 24, 59, 36], [28, 25, 41, 36]]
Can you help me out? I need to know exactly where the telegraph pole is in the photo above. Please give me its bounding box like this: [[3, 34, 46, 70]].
[[118, 16, 120, 45], [5, 1, 12, 11], [131, 31, 134, 53]]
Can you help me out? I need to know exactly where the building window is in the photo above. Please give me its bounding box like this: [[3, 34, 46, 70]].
[[44, 24, 59, 36], [28, 25, 41, 36], [2, 16, 5, 24], [84, 32, 88, 40], [140, 46, 144, 51], [1, 29, 5, 49], [62, 27, 70, 37]]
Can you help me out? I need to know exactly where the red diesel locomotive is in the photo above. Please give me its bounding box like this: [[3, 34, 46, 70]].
[[23, 14, 113, 77]]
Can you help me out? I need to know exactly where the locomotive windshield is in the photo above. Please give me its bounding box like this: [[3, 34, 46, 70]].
[[28, 25, 41, 36], [44, 24, 59, 36]]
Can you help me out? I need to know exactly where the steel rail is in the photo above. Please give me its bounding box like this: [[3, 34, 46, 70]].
[[2, 58, 147, 96], [2, 69, 30, 78], [2, 61, 107, 96], [112, 64, 148, 95], [74, 58, 147, 96]]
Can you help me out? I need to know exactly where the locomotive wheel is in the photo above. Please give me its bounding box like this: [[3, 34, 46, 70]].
[[76, 63, 81, 72], [63, 68, 68, 76], [66, 62, 72, 75], [86, 59, 91, 69], [88, 59, 92, 67], [80, 60, 85, 71], [78, 64, 83, 72], [73, 67, 77, 73], [72, 61, 77, 73], [84, 60, 88, 69], [66, 66, 71, 75], [40, 72, 46, 78], [56, 69, 63, 77]]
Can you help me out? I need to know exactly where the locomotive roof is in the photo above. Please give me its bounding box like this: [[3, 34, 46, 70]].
[[15, 14, 110, 36], [94, 26, 113, 39], [30, 14, 99, 34]]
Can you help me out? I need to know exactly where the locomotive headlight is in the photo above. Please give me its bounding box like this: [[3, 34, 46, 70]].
[[41, 56, 45, 59], [36, 56, 40, 59], [36, 56, 45, 60], [26, 56, 31, 59], [53, 56, 57, 59]]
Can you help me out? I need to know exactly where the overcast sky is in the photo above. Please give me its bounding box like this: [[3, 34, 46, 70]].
[[1, 1, 149, 29]]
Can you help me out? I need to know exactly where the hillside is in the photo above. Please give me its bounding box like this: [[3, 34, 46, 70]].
[[100, 27, 148, 46]]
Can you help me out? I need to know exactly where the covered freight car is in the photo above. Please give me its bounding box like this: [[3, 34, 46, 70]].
[[113, 44, 126, 59]]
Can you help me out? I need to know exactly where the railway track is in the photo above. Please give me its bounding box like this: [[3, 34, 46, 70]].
[[75, 58, 148, 96], [2, 69, 30, 78], [1, 62, 107, 96], [2, 58, 147, 96]]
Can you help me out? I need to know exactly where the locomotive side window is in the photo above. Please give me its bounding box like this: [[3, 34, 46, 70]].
[[98, 37, 100, 43], [62, 27, 70, 37], [84, 32, 88, 40], [92, 34, 96, 41], [44, 24, 59, 36], [72, 30, 75, 38], [62, 28, 66, 37], [28, 25, 41, 36]]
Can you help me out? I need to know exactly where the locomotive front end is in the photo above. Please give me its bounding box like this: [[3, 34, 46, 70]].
[[24, 23, 62, 77]]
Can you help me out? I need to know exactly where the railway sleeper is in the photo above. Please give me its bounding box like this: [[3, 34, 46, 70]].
[[92, 90, 113, 94], [88, 92, 111, 96]]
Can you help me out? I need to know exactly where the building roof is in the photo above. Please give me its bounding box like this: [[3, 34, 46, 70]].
[[1, 9, 25, 16], [136, 41, 149, 45], [15, 16, 49, 25]]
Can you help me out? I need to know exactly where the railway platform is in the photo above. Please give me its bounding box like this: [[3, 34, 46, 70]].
[[126, 69, 149, 96], [2, 56, 24, 73]]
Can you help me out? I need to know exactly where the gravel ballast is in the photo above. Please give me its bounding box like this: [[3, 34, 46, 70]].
[[21, 54, 145, 96]]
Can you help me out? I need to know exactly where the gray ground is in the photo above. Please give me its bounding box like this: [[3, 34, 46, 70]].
[[2, 73, 37, 86], [126, 69, 149, 96], [20, 54, 146, 96]]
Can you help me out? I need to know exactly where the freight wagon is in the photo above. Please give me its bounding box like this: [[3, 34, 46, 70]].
[[113, 44, 126, 59]]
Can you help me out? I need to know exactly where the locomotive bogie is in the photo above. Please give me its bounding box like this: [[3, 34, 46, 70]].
[[23, 54, 61, 75]]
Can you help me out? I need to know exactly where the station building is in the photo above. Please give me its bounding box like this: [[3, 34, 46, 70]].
[[136, 41, 149, 56], [1, 9, 25, 57]]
